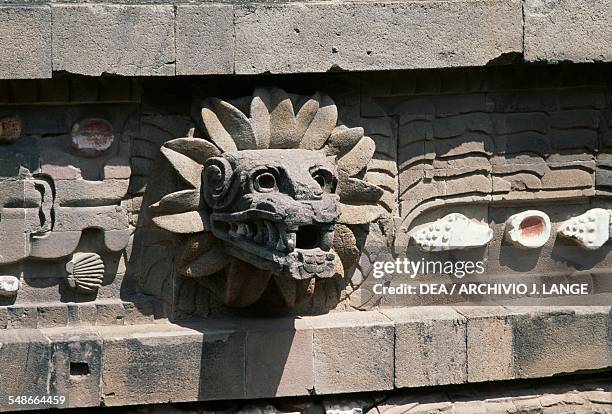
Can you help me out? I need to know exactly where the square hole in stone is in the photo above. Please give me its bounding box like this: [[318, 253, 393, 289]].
[[70, 362, 90, 376]]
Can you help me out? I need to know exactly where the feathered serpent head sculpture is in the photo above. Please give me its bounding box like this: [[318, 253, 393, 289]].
[[147, 87, 384, 308]]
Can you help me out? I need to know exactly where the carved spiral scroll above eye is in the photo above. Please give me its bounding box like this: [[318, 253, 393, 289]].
[[202, 157, 237, 210]]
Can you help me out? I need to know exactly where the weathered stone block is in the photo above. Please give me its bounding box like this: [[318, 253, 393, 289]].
[[509, 306, 612, 378], [0, 330, 52, 411], [311, 311, 393, 394], [52, 4, 175, 76], [99, 322, 246, 405], [524, 0, 612, 63], [176, 5, 234, 75], [0, 6, 51, 79], [245, 318, 313, 398], [99, 324, 204, 405], [456, 306, 514, 382], [44, 328, 102, 408], [383, 307, 467, 388], [234, 0, 522, 74]]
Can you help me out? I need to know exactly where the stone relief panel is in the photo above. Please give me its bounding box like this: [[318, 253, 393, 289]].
[[0, 76, 152, 328], [0, 66, 609, 324], [359, 64, 611, 306], [138, 87, 389, 314]]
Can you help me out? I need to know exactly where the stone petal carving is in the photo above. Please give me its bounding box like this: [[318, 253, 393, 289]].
[[66, 252, 104, 294], [177, 233, 229, 278], [559, 208, 610, 250], [0, 275, 20, 297], [160, 145, 202, 188], [293, 93, 320, 142], [339, 177, 385, 203], [300, 92, 338, 150], [225, 258, 272, 307], [505, 210, 551, 248], [200, 99, 239, 153], [409, 213, 493, 252], [326, 125, 365, 156], [262, 87, 299, 149], [249, 90, 271, 149], [152, 211, 208, 234], [149, 189, 201, 214], [337, 136, 376, 176], [339, 203, 382, 225], [146, 87, 384, 308], [164, 137, 221, 164]]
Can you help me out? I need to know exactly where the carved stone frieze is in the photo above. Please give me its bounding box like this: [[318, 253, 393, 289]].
[[145, 87, 385, 308]]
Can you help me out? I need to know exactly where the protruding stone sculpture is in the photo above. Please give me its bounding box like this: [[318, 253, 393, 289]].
[[0, 275, 19, 297], [147, 87, 384, 308], [505, 210, 551, 248], [66, 252, 105, 294], [559, 208, 610, 250], [409, 213, 492, 252]]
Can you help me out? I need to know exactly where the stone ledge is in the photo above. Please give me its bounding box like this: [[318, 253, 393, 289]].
[[0, 0, 521, 78], [0, 306, 610, 411]]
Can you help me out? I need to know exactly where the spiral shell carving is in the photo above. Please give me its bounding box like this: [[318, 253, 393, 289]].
[[66, 252, 105, 293]]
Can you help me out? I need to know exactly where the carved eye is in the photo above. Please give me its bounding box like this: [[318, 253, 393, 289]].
[[254, 170, 277, 192], [312, 169, 336, 193]]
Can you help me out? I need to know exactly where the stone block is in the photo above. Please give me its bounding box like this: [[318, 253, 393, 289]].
[[7, 305, 38, 329], [44, 328, 102, 408], [245, 317, 314, 398], [37, 305, 69, 328], [455, 306, 514, 382], [310, 310, 394, 394], [508, 306, 612, 378], [54, 179, 130, 206], [0, 6, 51, 79], [176, 5, 234, 75], [99, 322, 246, 405], [0, 330, 52, 411], [234, 0, 522, 74], [383, 307, 467, 388], [52, 4, 175, 76], [524, 0, 612, 63], [53, 205, 129, 232], [99, 324, 204, 405]]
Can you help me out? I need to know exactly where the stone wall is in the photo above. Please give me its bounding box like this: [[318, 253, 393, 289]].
[[0, 63, 610, 411], [1, 0, 611, 78]]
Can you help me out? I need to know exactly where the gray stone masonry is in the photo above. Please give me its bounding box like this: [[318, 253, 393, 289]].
[[1, 0, 610, 78], [0, 306, 609, 410]]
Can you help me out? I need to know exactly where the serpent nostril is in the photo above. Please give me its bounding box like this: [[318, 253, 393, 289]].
[[255, 202, 276, 212]]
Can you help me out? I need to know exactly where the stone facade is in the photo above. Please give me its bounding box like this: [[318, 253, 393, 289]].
[[0, 25, 611, 412]]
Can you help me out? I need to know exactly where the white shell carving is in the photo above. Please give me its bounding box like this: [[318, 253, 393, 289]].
[[409, 213, 493, 252], [0, 275, 20, 297], [505, 210, 551, 249], [559, 208, 610, 250], [66, 252, 105, 293]]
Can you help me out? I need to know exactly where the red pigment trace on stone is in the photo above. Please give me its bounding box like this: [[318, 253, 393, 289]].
[[0, 117, 22, 141], [519, 216, 544, 238]]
